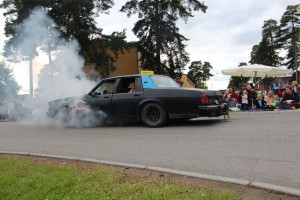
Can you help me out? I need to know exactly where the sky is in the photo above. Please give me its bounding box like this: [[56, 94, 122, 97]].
[[0, 0, 299, 93]]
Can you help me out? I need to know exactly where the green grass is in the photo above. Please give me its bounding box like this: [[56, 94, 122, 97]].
[[0, 156, 239, 200]]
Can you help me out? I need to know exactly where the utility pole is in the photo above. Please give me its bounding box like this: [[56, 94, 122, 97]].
[[292, 24, 299, 82], [294, 41, 299, 82], [29, 56, 33, 98]]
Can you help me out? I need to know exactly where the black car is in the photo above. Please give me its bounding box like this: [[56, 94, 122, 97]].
[[47, 75, 228, 127]]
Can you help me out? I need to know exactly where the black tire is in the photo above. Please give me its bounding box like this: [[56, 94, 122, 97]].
[[141, 103, 168, 127], [59, 108, 71, 126]]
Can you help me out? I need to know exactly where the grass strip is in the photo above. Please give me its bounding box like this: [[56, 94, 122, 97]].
[[0, 156, 239, 200]]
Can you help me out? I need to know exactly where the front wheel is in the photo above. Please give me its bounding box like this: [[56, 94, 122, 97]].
[[141, 103, 168, 127], [59, 107, 72, 127]]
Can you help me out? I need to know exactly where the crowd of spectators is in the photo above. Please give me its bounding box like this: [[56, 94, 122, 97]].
[[223, 80, 300, 111]]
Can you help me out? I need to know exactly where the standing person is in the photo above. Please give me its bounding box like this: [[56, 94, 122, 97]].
[[241, 90, 249, 110], [238, 84, 248, 104], [291, 81, 299, 94], [279, 85, 300, 109], [247, 85, 257, 109]]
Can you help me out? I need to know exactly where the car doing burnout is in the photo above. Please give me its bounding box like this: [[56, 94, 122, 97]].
[[47, 75, 228, 127]]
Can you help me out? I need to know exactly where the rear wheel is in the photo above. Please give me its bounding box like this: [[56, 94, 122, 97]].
[[141, 103, 167, 127]]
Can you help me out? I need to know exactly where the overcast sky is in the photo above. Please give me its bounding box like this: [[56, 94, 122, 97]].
[[0, 0, 299, 92]]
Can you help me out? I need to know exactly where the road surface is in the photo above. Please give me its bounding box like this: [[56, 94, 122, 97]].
[[0, 111, 299, 190]]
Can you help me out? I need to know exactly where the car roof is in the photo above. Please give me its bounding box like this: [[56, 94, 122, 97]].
[[101, 74, 167, 80]]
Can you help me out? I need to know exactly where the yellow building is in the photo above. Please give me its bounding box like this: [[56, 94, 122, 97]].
[[110, 48, 141, 76], [84, 47, 195, 88], [180, 75, 195, 88]]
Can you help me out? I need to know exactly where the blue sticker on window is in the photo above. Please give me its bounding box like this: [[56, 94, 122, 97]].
[[142, 75, 156, 89]]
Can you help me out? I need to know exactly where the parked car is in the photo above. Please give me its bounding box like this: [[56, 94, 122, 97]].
[[47, 75, 228, 127]]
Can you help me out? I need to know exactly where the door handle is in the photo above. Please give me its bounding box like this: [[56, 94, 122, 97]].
[[133, 94, 140, 97]]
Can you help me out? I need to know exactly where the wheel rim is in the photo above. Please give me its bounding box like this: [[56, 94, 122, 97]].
[[146, 106, 160, 122]]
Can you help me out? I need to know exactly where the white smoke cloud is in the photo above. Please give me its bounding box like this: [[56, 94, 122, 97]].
[[6, 7, 97, 123]]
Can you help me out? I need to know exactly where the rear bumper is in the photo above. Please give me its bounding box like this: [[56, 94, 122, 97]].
[[169, 103, 228, 119], [198, 103, 228, 117]]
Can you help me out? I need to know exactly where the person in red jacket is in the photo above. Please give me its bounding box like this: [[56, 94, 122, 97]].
[[224, 87, 239, 108], [277, 84, 284, 97]]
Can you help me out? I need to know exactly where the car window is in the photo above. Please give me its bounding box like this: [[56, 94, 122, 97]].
[[116, 77, 136, 93], [94, 80, 116, 95], [150, 75, 180, 88]]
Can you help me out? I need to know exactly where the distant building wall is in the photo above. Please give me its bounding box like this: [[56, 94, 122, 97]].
[[83, 48, 140, 81], [181, 75, 195, 88], [110, 48, 140, 77], [256, 76, 292, 90], [83, 48, 195, 88]]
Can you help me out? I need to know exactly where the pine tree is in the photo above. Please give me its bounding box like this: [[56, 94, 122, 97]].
[[0, 62, 20, 100], [249, 19, 283, 86], [121, 0, 207, 75], [278, 4, 300, 81], [250, 19, 282, 66], [0, 0, 115, 61], [188, 61, 213, 89]]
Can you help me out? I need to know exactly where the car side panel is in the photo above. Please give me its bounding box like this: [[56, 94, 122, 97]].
[[82, 94, 113, 117], [111, 92, 144, 117], [141, 88, 201, 118], [140, 88, 226, 119]]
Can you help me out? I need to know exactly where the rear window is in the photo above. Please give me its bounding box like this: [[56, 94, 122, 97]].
[[150, 75, 180, 88]]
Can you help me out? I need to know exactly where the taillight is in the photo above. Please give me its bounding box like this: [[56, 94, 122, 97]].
[[200, 93, 209, 104]]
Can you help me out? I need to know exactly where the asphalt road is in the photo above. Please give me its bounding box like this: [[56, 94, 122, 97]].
[[0, 111, 299, 190]]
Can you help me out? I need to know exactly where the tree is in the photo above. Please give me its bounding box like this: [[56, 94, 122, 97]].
[[0, 0, 116, 60], [227, 62, 250, 90], [187, 61, 213, 89], [0, 0, 121, 96], [0, 62, 20, 100], [0, 0, 114, 52], [121, 0, 207, 75], [85, 31, 133, 78], [278, 3, 300, 81], [1, 0, 56, 62], [249, 19, 283, 86], [250, 19, 282, 67]]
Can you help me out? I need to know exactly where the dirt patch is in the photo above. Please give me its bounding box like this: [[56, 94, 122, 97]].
[[2, 154, 298, 200]]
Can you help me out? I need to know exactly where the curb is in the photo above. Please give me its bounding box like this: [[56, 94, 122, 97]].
[[1, 151, 299, 197]]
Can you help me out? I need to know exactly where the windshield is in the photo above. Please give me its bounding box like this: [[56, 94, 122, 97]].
[[150, 75, 180, 88], [93, 79, 116, 95]]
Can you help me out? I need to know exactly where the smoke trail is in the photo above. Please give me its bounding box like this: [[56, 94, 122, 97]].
[[7, 7, 99, 125]]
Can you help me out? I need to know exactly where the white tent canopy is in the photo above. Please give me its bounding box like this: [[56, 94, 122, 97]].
[[221, 64, 293, 78]]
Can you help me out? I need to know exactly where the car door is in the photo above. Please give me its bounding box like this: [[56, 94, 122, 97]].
[[84, 79, 117, 117], [111, 77, 143, 118]]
